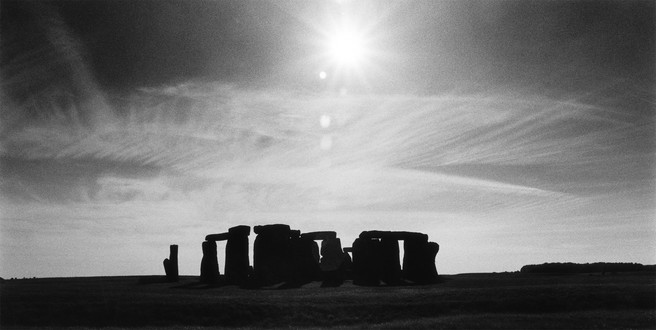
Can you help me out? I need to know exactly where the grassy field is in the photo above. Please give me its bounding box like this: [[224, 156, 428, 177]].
[[1, 272, 654, 329]]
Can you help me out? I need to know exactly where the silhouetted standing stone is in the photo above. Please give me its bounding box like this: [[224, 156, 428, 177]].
[[204, 225, 252, 285], [253, 224, 292, 286], [403, 239, 439, 284], [320, 238, 344, 272], [200, 240, 220, 284], [319, 238, 350, 286], [225, 225, 251, 284], [289, 235, 321, 285], [426, 242, 439, 279], [352, 238, 382, 286], [163, 244, 179, 282], [380, 238, 402, 285], [205, 225, 251, 284]]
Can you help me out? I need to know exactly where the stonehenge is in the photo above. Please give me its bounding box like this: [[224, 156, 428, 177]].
[[195, 224, 439, 287], [204, 225, 251, 285], [303, 231, 352, 286], [353, 231, 440, 285], [163, 244, 179, 282]]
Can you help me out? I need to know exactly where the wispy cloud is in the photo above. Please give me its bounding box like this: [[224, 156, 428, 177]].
[[3, 82, 652, 209]]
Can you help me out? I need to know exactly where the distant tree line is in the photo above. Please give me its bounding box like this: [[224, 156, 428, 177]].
[[520, 262, 656, 274]]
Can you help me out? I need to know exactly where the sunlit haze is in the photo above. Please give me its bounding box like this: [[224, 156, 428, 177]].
[[1, 0, 654, 278]]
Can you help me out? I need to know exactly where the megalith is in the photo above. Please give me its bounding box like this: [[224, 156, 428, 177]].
[[289, 234, 321, 285], [403, 239, 440, 284], [353, 230, 439, 285], [204, 225, 252, 285], [352, 237, 383, 286], [319, 237, 351, 286], [301, 231, 337, 241], [200, 240, 220, 284], [300, 231, 351, 285], [320, 238, 345, 272], [163, 244, 179, 282], [253, 224, 293, 286], [225, 225, 251, 284], [380, 237, 402, 285]]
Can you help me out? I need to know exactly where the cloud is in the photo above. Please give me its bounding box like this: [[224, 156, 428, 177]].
[[1, 84, 591, 208], [3, 82, 652, 200]]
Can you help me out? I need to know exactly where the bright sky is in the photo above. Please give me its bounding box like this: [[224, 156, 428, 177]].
[[1, 0, 654, 278]]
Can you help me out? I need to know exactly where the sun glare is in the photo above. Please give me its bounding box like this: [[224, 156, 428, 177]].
[[328, 29, 365, 67], [310, 10, 385, 87]]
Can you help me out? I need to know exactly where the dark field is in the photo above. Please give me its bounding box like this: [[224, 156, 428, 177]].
[[1, 272, 655, 329]]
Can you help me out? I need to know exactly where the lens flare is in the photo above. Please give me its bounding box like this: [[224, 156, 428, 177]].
[[320, 114, 331, 128]]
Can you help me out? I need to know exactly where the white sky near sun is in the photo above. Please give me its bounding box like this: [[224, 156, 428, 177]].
[[0, 0, 654, 277]]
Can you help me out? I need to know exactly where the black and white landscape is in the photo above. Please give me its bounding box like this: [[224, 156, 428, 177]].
[[1, 0, 654, 328]]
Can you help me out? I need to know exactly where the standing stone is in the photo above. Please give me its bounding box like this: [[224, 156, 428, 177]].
[[253, 224, 292, 286], [200, 240, 220, 284], [163, 244, 179, 282], [225, 225, 251, 285], [289, 235, 321, 285], [380, 238, 402, 285], [425, 242, 440, 280], [320, 238, 350, 286], [352, 237, 382, 286], [402, 238, 423, 283], [403, 238, 439, 284], [320, 238, 344, 272]]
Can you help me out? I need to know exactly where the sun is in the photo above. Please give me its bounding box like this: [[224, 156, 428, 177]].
[[327, 28, 365, 67], [308, 10, 387, 88]]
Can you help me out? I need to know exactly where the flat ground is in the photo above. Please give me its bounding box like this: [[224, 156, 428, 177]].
[[1, 272, 654, 329]]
